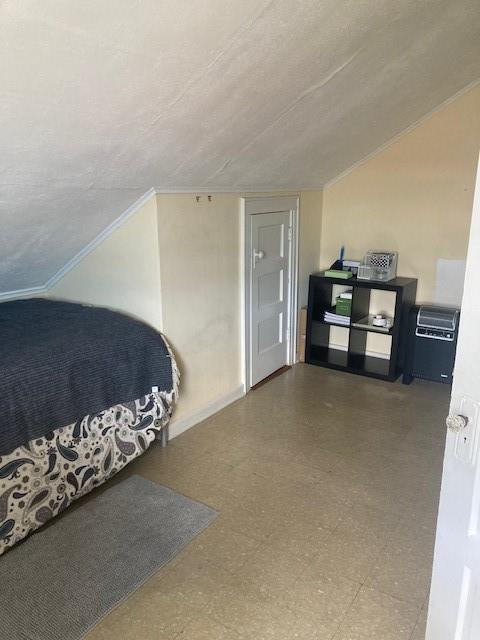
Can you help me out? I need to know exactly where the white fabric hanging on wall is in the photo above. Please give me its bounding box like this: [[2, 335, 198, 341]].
[[434, 258, 466, 308]]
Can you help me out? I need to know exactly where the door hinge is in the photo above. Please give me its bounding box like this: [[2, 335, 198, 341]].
[[288, 226, 292, 241]]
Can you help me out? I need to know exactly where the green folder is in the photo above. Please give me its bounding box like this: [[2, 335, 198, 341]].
[[324, 269, 353, 279]]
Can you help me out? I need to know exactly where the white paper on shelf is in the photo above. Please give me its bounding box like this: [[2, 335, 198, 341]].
[[324, 312, 350, 318], [324, 312, 351, 324], [434, 259, 466, 307]]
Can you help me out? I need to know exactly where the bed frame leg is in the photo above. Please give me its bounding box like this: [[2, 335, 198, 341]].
[[160, 425, 169, 448]]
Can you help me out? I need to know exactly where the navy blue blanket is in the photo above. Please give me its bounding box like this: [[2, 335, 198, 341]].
[[0, 299, 173, 455]]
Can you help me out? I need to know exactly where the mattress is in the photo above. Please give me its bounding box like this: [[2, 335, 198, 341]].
[[0, 298, 178, 555], [0, 391, 175, 555], [0, 298, 174, 455]]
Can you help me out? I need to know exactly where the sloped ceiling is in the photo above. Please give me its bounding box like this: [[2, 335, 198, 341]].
[[1, 0, 479, 292]]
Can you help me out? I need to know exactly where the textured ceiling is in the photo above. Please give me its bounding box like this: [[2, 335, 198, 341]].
[[1, 0, 479, 291]]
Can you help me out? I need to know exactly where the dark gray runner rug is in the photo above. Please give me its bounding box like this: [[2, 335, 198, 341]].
[[0, 475, 217, 640]]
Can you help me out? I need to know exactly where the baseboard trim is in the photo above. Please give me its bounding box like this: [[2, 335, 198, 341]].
[[168, 385, 245, 440]]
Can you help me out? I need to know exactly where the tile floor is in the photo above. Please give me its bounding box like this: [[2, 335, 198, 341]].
[[87, 364, 450, 640]]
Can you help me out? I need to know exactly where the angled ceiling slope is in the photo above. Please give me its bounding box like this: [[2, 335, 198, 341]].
[[1, 0, 479, 293]]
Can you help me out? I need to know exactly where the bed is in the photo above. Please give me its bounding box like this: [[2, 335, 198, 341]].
[[0, 298, 178, 555]]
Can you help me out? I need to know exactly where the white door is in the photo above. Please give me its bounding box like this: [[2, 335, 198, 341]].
[[427, 156, 480, 640], [244, 197, 298, 388]]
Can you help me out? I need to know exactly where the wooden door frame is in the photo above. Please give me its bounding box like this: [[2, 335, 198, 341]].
[[241, 196, 299, 392]]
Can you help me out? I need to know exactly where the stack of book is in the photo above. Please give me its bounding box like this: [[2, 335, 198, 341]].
[[324, 310, 351, 326]]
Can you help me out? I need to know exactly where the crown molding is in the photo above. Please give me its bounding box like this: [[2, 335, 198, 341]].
[[0, 285, 48, 302], [3, 73, 476, 303], [1, 186, 309, 302], [45, 188, 157, 289], [324, 79, 480, 188], [153, 187, 311, 194]]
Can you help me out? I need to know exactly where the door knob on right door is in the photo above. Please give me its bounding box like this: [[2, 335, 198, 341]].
[[446, 414, 469, 432]]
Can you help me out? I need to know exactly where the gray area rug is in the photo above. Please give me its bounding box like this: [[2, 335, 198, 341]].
[[0, 475, 217, 640]]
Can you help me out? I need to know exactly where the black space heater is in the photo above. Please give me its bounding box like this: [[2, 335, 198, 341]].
[[403, 305, 460, 385]]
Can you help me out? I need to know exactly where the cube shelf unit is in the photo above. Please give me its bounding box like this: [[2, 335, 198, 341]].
[[305, 272, 417, 381]]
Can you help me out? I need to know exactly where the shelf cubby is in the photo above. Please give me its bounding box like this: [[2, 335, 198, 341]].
[[305, 272, 417, 382]]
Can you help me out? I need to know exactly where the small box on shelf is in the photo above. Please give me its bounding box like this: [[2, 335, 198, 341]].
[[299, 306, 307, 334], [298, 335, 306, 362], [297, 306, 307, 362], [324, 269, 353, 279], [335, 297, 352, 316]]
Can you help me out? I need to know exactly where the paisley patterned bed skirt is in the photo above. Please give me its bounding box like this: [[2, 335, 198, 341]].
[[0, 389, 175, 556]]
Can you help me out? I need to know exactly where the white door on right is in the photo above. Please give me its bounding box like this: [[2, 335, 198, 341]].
[[249, 208, 292, 387], [427, 156, 480, 639]]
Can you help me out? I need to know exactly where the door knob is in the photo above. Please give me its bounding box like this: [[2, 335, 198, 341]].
[[253, 249, 265, 261], [446, 414, 469, 432]]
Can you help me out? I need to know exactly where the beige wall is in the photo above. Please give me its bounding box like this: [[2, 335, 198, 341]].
[[156, 194, 242, 422], [156, 191, 322, 423], [298, 191, 323, 308], [50, 196, 163, 331], [321, 85, 480, 354], [49, 190, 323, 426]]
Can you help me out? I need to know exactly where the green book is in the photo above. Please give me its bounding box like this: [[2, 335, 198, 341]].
[[324, 269, 353, 279]]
